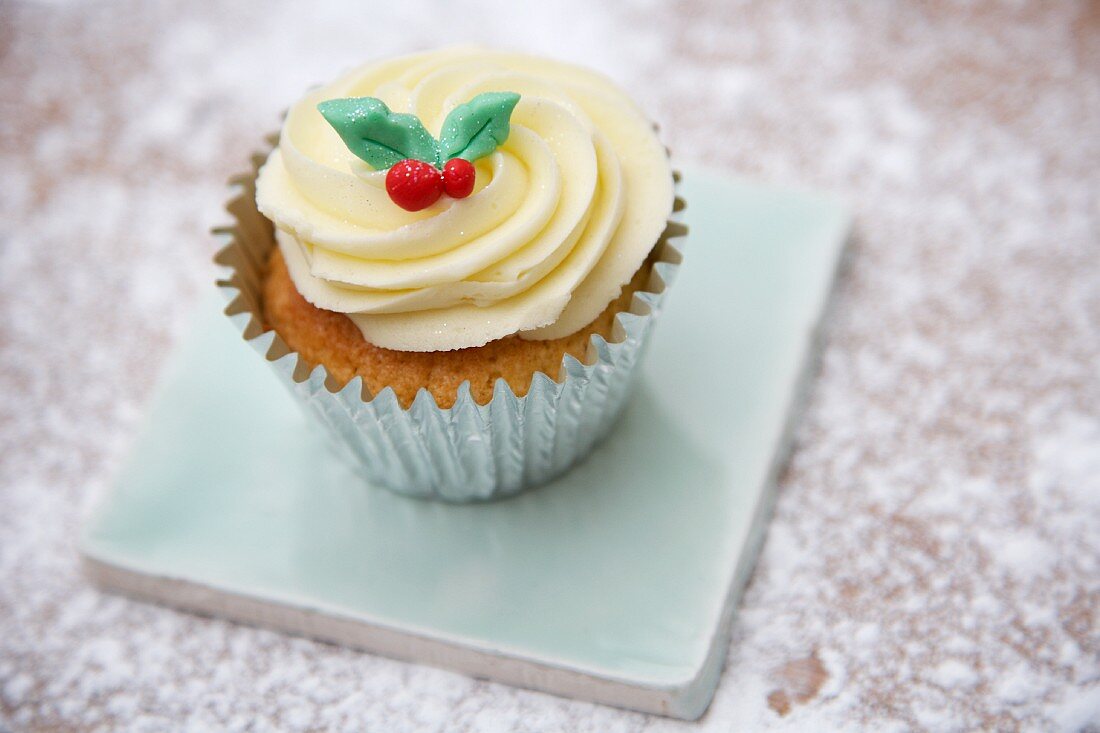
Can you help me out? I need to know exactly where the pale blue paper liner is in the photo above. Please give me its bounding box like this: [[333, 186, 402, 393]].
[[215, 142, 686, 501]]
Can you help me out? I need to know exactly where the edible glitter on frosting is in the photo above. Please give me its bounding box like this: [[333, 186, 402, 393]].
[[255, 46, 674, 351]]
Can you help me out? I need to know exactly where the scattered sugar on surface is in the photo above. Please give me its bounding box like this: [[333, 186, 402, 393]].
[[2, 1, 1099, 731], [928, 661, 979, 692]]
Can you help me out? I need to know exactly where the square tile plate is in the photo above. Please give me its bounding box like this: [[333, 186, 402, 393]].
[[81, 167, 849, 720]]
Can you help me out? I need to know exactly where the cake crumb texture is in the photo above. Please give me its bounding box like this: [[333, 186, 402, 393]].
[[261, 247, 651, 408]]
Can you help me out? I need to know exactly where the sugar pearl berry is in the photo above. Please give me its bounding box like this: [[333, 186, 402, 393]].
[[385, 159, 444, 211], [442, 158, 476, 199]]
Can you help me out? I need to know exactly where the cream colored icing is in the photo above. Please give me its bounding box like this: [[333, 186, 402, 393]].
[[256, 46, 673, 351]]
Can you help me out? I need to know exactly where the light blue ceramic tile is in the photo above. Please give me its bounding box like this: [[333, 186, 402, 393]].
[[81, 167, 849, 719]]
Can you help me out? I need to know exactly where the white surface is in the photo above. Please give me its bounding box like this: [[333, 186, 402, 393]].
[[1, 1, 1098, 731]]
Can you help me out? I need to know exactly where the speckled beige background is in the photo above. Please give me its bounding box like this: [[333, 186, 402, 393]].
[[1, 1, 1098, 731]]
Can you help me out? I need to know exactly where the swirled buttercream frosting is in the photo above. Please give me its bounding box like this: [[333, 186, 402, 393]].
[[256, 47, 674, 352]]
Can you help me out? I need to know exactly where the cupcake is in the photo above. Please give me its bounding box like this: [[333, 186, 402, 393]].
[[217, 47, 685, 501]]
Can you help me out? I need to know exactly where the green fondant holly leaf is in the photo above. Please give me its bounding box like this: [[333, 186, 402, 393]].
[[438, 92, 521, 163], [317, 97, 440, 170]]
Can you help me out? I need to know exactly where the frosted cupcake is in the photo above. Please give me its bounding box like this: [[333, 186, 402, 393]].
[[217, 47, 685, 501]]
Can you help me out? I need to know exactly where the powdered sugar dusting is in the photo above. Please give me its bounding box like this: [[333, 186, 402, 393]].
[[2, 1, 1098, 730]]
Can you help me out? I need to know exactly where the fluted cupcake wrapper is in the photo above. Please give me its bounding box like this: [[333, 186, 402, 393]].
[[215, 138, 686, 502]]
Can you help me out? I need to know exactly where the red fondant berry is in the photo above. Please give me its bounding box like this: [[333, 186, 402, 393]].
[[442, 158, 476, 199], [385, 159, 444, 211]]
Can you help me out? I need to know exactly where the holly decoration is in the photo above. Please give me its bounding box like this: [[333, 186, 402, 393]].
[[317, 92, 520, 212], [385, 159, 445, 212], [442, 158, 476, 199]]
